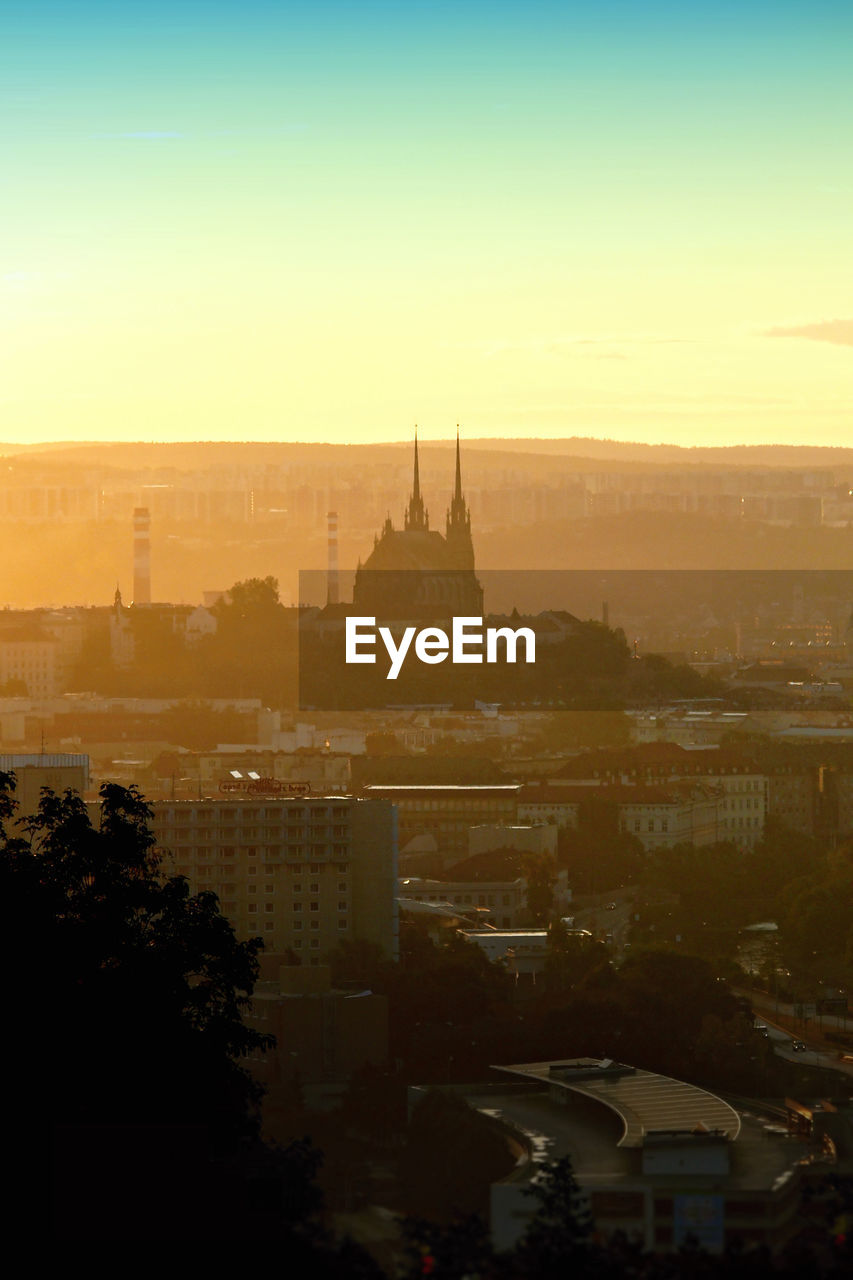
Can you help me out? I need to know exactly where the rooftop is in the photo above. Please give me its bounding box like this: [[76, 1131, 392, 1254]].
[[492, 1058, 740, 1149]]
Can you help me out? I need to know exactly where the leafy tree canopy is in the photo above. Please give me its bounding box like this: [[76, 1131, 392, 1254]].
[[0, 775, 271, 1142]]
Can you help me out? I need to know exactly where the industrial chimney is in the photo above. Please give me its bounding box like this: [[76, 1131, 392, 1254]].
[[326, 510, 339, 606], [133, 506, 151, 605]]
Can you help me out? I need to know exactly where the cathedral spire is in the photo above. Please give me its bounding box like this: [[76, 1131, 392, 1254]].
[[447, 424, 470, 532], [454, 425, 463, 504], [446, 424, 474, 568], [404, 426, 429, 531]]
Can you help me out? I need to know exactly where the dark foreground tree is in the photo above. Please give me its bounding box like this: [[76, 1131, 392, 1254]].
[[1, 778, 270, 1141], [0, 774, 381, 1258], [397, 1155, 848, 1280]]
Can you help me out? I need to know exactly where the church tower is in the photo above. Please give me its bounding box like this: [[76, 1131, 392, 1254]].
[[404, 429, 429, 531], [445, 427, 474, 569]]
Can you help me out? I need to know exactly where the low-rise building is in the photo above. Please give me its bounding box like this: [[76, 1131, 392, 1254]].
[[468, 822, 557, 858], [399, 876, 528, 929], [548, 744, 767, 848], [518, 783, 580, 829], [0, 629, 63, 698], [458, 928, 551, 979], [362, 783, 520, 854], [421, 1057, 808, 1256], [0, 753, 90, 818]]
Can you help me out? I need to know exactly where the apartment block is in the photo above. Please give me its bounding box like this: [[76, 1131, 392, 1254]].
[[153, 795, 398, 962]]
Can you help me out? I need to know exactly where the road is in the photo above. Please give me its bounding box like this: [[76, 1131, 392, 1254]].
[[572, 893, 633, 952], [756, 1017, 853, 1078]]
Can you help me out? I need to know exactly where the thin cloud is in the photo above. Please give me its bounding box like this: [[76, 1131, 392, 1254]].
[[763, 319, 853, 348]]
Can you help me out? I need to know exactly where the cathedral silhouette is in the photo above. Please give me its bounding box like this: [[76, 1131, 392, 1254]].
[[352, 430, 484, 618]]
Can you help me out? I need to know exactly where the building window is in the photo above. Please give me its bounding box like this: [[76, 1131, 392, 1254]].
[[337, 919, 348, 929], [293, 902, 302, 912], [247, 885, 257, 895], [293, 939, 303, 949], [293, 920, 302, 930], [265, 903, 274, 913], [310, 920, 319, 930], [338, 901, 347, 911], [293, 882, 302, 893], [248, 904, 257, 913], [309, 902, 319, 912], [337, 881, 347, 892], [310, 882, 320, 893]]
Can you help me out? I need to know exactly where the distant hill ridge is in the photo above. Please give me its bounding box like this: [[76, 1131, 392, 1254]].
[[3, 437, 852, 472]]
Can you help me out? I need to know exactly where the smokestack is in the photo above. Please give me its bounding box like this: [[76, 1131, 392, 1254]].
[[133, 507, 151, 605], [326, 510, 339, 606]]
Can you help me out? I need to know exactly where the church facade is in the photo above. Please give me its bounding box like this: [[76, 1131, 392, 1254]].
[[352, 433, 483, 618]]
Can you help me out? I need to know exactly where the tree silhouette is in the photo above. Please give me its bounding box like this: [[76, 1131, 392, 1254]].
[[0, 774, 314, 1238], [3, 777, 270, 1139]]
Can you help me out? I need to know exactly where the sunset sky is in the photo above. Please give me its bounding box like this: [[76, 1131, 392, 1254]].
[[2, 0, 851, 448]]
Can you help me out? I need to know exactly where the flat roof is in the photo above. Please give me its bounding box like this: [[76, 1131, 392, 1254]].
[[363, 784, 521, 793], [463, 930, 548, 940], [0, 754, 89, 768], [493, 1059, 741, 1149], [464, 1087, 797, 1190]]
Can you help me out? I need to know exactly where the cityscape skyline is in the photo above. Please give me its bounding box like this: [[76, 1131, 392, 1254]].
[[2, 1, 852, 448]]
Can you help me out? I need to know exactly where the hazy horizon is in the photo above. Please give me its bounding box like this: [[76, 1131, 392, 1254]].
[[4, 432, 853, 456]]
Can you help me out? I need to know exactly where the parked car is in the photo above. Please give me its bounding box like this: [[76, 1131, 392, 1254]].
[[791, 1039, 806, 1052]]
